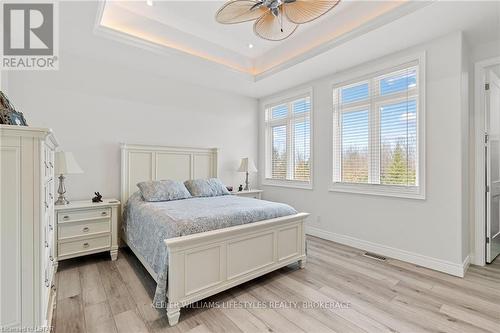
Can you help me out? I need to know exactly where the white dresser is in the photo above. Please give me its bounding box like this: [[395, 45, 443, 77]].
[[0, 125, 58, 330]]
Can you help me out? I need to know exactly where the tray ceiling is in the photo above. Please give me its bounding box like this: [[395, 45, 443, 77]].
[[96, 0, 413, 78]]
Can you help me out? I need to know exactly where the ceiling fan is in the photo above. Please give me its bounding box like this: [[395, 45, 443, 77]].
[[215, 0, 340, 41]]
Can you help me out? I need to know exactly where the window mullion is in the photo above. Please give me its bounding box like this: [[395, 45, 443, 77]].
[[287, 103, 294, 180]]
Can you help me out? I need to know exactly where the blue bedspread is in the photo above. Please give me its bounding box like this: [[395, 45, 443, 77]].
[[122, 192, 297, 307]]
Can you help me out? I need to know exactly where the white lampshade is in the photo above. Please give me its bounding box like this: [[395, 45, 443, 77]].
[[55, 151, 84, 175], [237, 157, 257, 173]]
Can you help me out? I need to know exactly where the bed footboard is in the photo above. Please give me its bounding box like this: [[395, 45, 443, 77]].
[[163, 212, 309, 326]]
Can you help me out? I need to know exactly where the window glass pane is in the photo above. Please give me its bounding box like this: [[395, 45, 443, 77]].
[[272, 125, 287, 179], [380, 100, 417, 186], [341, 83, 369, 104], [293, 98, 310, 115], [294, 120, 310, 181], [380, 68, 417, 96], [271, 104, 288, 119], [341, 109, 369, 183]]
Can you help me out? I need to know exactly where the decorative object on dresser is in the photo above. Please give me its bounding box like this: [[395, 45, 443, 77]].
[[54, 199, 121, 264], [232, 189, 263, 199], [0, 125, 58, 330], [0, 91, 27, 126], [54, 151, 83, 205], [92, 191, 103, 202], [237, 157, 258, 191], [238, 184, 243, 192]]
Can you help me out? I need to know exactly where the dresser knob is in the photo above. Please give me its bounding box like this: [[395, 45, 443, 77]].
[[45, 202, 49, 209], [49, 224, 53, 231], [49, 193, 53, 199], [49, 256, 54, 262], [82, 227, 89, 232], [83, 242, 89, 248], [63, 216, 69, 220], [45, 279, 49, 287], [45, 241, 48, 248], [101, 212, 107, 216]]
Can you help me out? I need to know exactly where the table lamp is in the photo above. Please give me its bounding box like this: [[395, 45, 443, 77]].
[[55, 151, 83, 205], [237, 157, 257, 191]]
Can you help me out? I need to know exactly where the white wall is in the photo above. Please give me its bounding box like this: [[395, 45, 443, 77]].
[[4, 52, 258, 201], [259, 32, 470, 275]]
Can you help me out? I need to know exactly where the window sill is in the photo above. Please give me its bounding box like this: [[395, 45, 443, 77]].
[[262, 179, 313, 190], [329, 183, 425, 200]]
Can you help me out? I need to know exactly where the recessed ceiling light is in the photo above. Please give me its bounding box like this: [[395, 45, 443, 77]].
[[248, 43, 254, 49], [146, 0, 153, 6]]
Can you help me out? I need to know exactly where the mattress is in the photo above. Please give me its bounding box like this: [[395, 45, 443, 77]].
[[122, 192, 297, 307]]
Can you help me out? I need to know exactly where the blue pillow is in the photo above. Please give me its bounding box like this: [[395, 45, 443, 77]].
[[184, 178, 230, 197], [137, 180, 191, 202]]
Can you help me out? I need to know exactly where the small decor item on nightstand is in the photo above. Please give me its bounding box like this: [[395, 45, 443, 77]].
[[238, 184, 243, 192], [92, 192, 103, 203], [55, 151, 84, 205], [237, 157, 257, 191], [226, 186, 233, 192]]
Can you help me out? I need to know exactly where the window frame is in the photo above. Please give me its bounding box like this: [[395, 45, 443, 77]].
[[330, 54, 426, 199], [263, 88, 314, 190]]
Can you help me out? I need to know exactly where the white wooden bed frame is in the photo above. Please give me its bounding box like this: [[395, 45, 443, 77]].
[[120, 144, 308, 326]]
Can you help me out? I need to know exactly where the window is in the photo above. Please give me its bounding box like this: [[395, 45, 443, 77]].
[[332, 61, 424, 198], [264, 92, 312, 188]]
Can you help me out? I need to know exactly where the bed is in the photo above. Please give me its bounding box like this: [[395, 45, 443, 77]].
[[120, 144, 308, 326]]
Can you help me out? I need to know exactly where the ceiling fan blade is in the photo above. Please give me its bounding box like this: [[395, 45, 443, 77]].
[[253, 11, 298, 41], [284, 0, 340, 24], [215, 0, 267, 24]]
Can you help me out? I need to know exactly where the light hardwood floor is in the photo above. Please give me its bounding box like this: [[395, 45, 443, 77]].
[[53, 236, 500, 333]]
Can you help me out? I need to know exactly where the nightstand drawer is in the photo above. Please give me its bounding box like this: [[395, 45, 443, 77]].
[[58, 208, 111, 223], [59, 235, 110, 257], [58, 219, 110, 239]]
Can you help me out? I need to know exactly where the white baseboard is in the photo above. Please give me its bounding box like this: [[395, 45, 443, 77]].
[[306, 226, 470, 277]]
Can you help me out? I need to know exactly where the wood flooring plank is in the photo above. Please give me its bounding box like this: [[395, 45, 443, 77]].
[[57, 267, 81, 300], [84, 301, 118, 333], [55, 295, 85, 333], [80, 263, 107, 306], [96, 260, 136, 315], [115, 310, 149, 333]]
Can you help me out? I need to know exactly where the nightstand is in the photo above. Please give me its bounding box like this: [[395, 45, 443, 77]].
[[54, 199, 120, 267], [232, 189, 263, 199]]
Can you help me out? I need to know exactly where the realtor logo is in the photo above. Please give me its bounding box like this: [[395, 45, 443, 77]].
[[1, 2, 59, 70]]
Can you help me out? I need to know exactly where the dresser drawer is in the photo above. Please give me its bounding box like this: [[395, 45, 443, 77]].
[[58, 219, 110, 239], [59, 235, 111, 257], [58, 208, 111, 223]]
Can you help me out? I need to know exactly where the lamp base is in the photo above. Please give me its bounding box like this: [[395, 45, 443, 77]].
[[55, 196, 69, 205], [244, 172, 250, 191], [55, 174, 70, 205]]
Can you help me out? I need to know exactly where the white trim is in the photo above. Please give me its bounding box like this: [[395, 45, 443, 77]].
[[306, 226, 470, 278], [261, 87, 314, 189], [330, 52, 426, 200], [473, 56, 500, 266]]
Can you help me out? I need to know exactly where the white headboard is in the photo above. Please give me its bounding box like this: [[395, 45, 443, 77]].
[[120, 144, 218, 204]]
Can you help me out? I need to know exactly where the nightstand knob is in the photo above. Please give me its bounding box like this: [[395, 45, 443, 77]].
[[83, 242, 89, 248], [63, 216, 69, 220], [101, 212, 107, 216], [82, 227, 89, 233]]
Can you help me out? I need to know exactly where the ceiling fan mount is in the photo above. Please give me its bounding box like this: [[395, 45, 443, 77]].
[[215, 0, 341, 41]]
